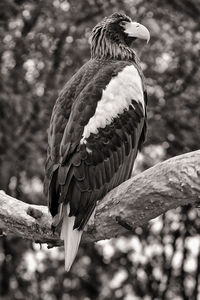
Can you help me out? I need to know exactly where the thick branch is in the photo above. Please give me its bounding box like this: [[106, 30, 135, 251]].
[[0, 150, 199, 246]]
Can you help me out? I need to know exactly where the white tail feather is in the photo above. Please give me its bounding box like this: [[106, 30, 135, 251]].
[[60, 204, 83, 271]]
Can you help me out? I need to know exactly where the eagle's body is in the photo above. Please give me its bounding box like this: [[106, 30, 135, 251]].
[[44, 13, 149, 271]]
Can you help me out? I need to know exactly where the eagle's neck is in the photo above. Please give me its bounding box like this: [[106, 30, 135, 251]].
[[90, 27, 138, 62], [91, 38, 137, 61]]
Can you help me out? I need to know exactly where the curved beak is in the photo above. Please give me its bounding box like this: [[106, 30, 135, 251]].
[[124, 22, 150, 43]]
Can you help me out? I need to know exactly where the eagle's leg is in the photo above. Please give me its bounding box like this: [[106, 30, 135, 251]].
[[85, 208, 96, 232]]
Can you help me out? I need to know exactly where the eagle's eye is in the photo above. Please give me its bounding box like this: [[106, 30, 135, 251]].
[[120, 20, 128, 28]]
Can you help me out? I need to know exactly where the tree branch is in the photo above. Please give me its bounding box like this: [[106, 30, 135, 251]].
[[0, 150, 199, 247]]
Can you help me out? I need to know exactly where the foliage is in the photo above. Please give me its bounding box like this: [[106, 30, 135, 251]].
[[0, 0, 200, 299]]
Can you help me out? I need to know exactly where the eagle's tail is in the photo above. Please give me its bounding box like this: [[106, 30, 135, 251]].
[[60, 204, 83, 271]]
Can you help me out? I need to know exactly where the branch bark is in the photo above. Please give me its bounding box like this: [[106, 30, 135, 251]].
[[0, 150, 199, 247]]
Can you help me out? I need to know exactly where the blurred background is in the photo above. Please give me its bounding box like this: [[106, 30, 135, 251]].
[[0, 0, 200, 299]]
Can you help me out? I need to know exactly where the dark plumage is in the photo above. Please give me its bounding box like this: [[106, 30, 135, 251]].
[[44, 12, 150, 271]]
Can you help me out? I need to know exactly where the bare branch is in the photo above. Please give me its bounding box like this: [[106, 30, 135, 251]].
[[0, 150, 199, 247]]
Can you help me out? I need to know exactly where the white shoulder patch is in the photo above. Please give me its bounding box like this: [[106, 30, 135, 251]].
[[80, 65, 144, 143]]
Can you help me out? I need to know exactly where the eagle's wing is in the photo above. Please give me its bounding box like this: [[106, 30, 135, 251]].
[[45, 60, 147, 232], [44, 59, 102, 201]]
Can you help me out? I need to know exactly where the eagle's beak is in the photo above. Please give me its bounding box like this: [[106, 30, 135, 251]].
[[124, 22, 150, 43]]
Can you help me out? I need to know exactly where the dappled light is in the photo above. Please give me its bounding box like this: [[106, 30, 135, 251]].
[[0, 0, 200, 299]]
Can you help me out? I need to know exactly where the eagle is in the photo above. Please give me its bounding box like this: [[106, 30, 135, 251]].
[[44, 12, 150, 271]]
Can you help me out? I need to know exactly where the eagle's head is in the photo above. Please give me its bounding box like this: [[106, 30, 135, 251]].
[[90, 12, 150, 60]]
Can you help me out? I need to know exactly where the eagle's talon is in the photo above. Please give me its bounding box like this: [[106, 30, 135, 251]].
[[116, 216, 135, 232], [51, 224, 56, 234]]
